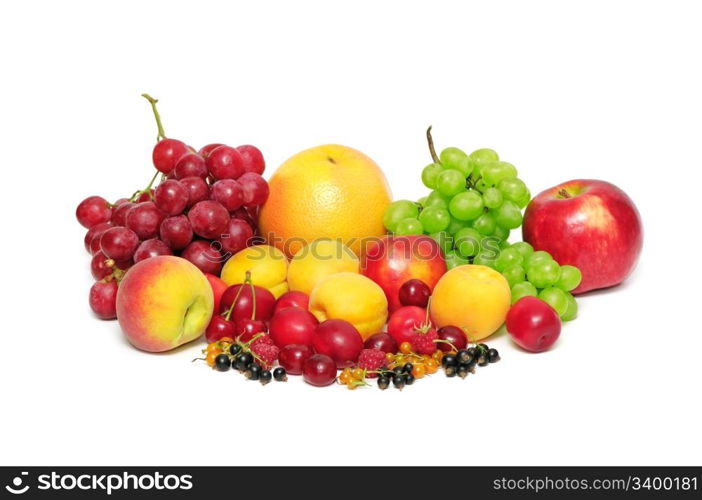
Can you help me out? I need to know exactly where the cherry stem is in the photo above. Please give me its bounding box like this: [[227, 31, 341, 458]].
[[426, 126, 439, 163], [141, 93, 167, 141], [224, 284, 246, 321], [433, 338, 458, 351], [246, 271, 257, 320]]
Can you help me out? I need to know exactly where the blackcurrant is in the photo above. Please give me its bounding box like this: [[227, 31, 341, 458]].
[[444, 365, 457, 377], [487, 348, 500, 363], [393, 366, 405, 375], [259, 370, 272, 385], [456, 349, 473, 364], [392, 374, 405, 390], [478, 355, 488, 367], [457, 364, 470, 379], [377, 376, 390, 390], [441, 354, 458, 368], [402, 363, 413, 374], [466, 347, 478, 358], [244, 364, 261, 380], [229, 344, 242, 356], [404, 373, 415, 386], [478, 343, 489, 353], [214, 354, 231, 372], [234, 352, 253, 371], [273, 367, 287, 382]]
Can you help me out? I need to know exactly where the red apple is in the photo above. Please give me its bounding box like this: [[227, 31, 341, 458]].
[[523, 179, 642, 294], [360, 235, 446, 313]]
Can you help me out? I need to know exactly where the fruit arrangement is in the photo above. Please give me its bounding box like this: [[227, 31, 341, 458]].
[[76, 97, 643, 389]]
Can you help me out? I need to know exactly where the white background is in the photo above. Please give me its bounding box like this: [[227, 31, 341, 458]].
[[1, 0, 700, 466]]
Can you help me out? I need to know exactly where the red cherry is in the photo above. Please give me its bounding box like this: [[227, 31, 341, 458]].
[[219, 284, 276, 323], [76, 196, 112, 229], [278, 344, 313, 375], [237, 145, 265, 175], [302, 354, 337, 387], [363, 332, 398, 354], [152, 138, 189, 174], [436, 325, 468, 352], [312, 319, 364, 369], [269, 308, 319, 348], [89, 280, 118, 320], [205, 316, 236, 344], [180, 240, 223, 275], [206, 145, 245, 180], [133, 238, 173, 263], [125, 201, 166, 240], [274, 291, 309, 315], [174, 153, 208, 179], [235, 318, 268, 342], [84, 222, 112, 253], [506, 296, 561, 352], [159, 215, 193, 250], [398, 279, 431, 308]]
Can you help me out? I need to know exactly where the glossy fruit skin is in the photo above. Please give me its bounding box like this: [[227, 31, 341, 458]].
[[219, 284, 276, 323], [274, 291, 310, 314], [237, 172, 269, 207], [234, 318, 267, 342], [398, 279, 431, 308], [180, 240, 223, 275], [100, 226, 139, 261], [188, 200, 229, 239], [523, 179, 643, 294], [180, 176, 210, 208], [159, 215, 193, 250], [110, 202, 134, 227], [278, 344, 313, 375], [204, 273, 228, 315], [198, 143, 224, 158], [211, 179, 244, 212], [312, 319, 364, 369], [174, 153, 208, 179], [387, 306, 427, 346], [84, 222, 112, 253], [302, 354, 337, 387], [506, 296, 562, 352], [436, 325, 468, 352], [205, 316, 236, 343], [90, 251, 113, 280], [89, 280, 118, 319], [76, 196, 112, 229], [237, 145, 265, 174], [125, 201, 166, 240], [363, 332, 398, 354], [269, 308, 319, 348], [152, 138, 189, 173], [206, 145, 245, 180], [153, 179, 189, 215], [218, 218, 253, 256], [133, 238, 173, 263]]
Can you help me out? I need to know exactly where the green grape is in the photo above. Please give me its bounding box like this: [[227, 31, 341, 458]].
[[539, 287, 569, 317], [515, 188, 531, 209], [502, 264, 526, 288], [482, 161, 518, 186], [395, 217, 423, 236], [449, 191, 483, 220], [561, 292, 578, 321], [555, 265, 582, 291], [527, 259, 561, 288], [383, 200, 419, 232], [475, 179, 489, 192], [492, 225, 510, 242], [454, 227, 482, 257], [498, 177, 528, 203], [483, 187, 503, 209], [493, 200, 523, 229], [480, 236, 501, 259], [447, 216, 468, 235], [421, 163, 443, 189], [436, 169, 467, 197], [473, 212, 496, 235], [494, 247, 524, 272], [527, 250, 553, 267], [511, 241, 534, 260], [417, 196, 428, 207], [429, 231, 453, 254], [467, 148, 499, 178], [418, 206, 450, 233], [425, 190, 450, 209], [499, 240, 512, 249], [440, 147, 472, 177], [444, 250, 469, 270], [473, 251, 497, 268], [511, 281, 538, 304]]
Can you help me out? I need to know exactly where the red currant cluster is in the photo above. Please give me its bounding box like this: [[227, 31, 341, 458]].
[[76, 95, 268, 320]]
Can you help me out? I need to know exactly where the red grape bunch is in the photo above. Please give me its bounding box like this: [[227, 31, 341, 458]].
[[76, 94, 269, 320]]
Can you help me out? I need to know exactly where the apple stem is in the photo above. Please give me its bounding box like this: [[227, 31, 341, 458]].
[[426, 126, 440, 164], [141, 93, 167, 141], [557, 188, 571, 199]]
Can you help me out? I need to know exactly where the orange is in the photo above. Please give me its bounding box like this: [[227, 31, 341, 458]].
[[259, 145, 392, 257]]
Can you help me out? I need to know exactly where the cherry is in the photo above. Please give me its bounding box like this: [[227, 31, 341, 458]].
[[180, 176, 210, 208], [153, 179, 189, 215], [125, 201, 166, 240], [90, 251, 114, 280], [274, 291, 309, 315], [187, 200, 229, 239], [235, 319, 268, 342], [436, 325, 468, 353], [89, 280, 118, 320], [84, 222, 112, 253], [110, 202, 134, 227], [506, 296, 561, 352], [211, 179, 244, 212], [302, 354, 337, 387], [312, 319, 364, 369], [218, 218, 254, 256], [133, 238, 173, 263], [363, 332, 398, 354], [159, 215, 193, 250], [278, 344, 313, 375], [174, 153, 208, 179], [237, 145, 265, 175], [180, 240, 223, 275], [100, 226, 139, 261], [205, 316, 236, 344], [76, 196, 112, 229], [398, 279, 431, 308], [198, 143, 224, 158], [269, 308, 319, 348], [237, 172, 269, 207], [206, 145, 245, 180], [219, 284, 276, 323]]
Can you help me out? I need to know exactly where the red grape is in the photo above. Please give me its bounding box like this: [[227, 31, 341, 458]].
[[133, 238, 173, 263], [174, 153, 208, 179], [100, 226, 139, 261], [218, 218, 253, 256], [206, 145, 244, 180], [237, 172, 269, 207], [159, 215, 193, 250], [181, 240, 223, 275], [302, 354, 337, 387], [398, 279, 431, 308], [153, 179, 189, 215], [152, 138, 189, 174], [180, 176, 209, 208], [211, 179, 244, 212], [187, 200, 229, 239], [90, 251, 113, 280], [237, 145, 265, 175], [198, 143, 224, 158], [125, 201, 166, 239], [89, 280, 118, 319], [135, 190, 153, 202], [76, 196, 112, 228], [111, 202, 134, 227], [84, 222, 112, 253]]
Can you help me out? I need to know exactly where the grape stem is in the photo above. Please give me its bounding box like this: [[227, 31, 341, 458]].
[[128, 169, 160, 202], [426, 126, 440, 163], [141, 93, 167, 141]]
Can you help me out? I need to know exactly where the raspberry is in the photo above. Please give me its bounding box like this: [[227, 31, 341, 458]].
[[357, 349, 386, 378], [251, 343, 279, 369], [251, 334, 274, 348], [411, 328, 438, 355]]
